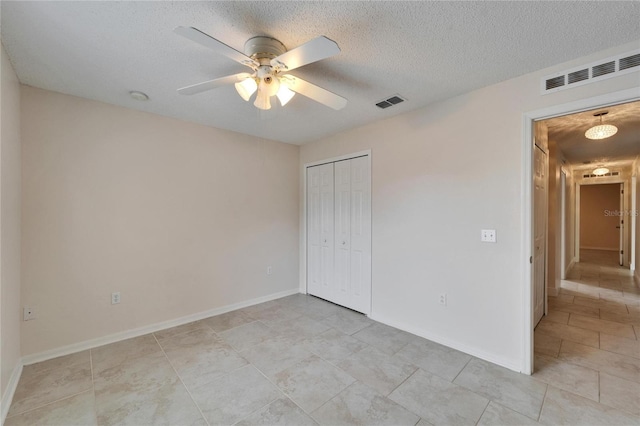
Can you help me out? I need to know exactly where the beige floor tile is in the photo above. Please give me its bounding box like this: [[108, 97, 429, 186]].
[[599, 310, 640, 326], [559, 340, 640, 383], [540, 310, 570, 324], [599, 372, 640, 416], [548, 299, 599, 318], [337, 346, 417, 396], [300, 328, 368, 364], [160, 327, 248, 388], [240, 335, 313, 377], [600, 333, 640, 359], [218, 320, 279, 351], [568, 314, 636, 339], [96, 381, 204, 426], [236, 397, 317, 426], [534, 331, 562, 357], [8, 360, 93, 417], [21, 351, 90, 377], [453, 358, 547, 420], [573, 295, 629, 315], [203, 309, 255, 333], [246, 304, 304, 325], [549, 294, 574, 303], [352, 323, 413, 355], [153, 320, 211, 341], [321, 309, 374, 335], [91, 334, 162, 374], [274, 355, 356, 412], [190, 365, 281, 425], [389, 369, 489, 426], [394, 338, 472, 381], [539, 386, 638, 425], [4, 391, 96, 426], [312, 381, 420, 426], [269, 315, 332, 341], [535, 320, 600, 348], [476, 401, 539, 426], [532, 354, 599, 401]]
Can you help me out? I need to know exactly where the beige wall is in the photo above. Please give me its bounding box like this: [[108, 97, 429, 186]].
[[1, 44, 22, 400], [636, 162, 640, 283], [580, 184, 621, 251], [300, 40, 640, 369], [21, 87, 300, 355]]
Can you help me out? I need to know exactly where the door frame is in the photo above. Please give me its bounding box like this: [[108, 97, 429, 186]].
[[300, 150, 372, 300], [521, 88, 639, 375], [576, 180, 626, 262], [560, 170, 567, 279]]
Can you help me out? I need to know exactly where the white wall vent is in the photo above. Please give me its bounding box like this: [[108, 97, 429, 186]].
[[582, 171, 620, 179], [541, 49, 640, 95]]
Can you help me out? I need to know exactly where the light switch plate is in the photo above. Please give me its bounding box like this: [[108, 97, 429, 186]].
[[481, 229, 497, 243]]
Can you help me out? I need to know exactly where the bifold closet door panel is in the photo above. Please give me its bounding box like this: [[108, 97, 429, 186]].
[[307, 163, 334, 301], [349, 156, 372, 314], [333, 160, 351, 308]]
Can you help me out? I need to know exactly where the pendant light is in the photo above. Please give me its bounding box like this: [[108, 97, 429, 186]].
[[585, 111, 618, 140]]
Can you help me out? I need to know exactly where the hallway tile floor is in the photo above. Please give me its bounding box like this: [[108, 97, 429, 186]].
[[6, 254, 640, 425]]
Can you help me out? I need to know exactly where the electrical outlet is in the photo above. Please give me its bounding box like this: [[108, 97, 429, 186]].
[[481, 229, 497, 243], [439, 293, 447, 306], [111, 292, 121, 305], [23, 306, 36, 321], [267, 266, 273, 275]]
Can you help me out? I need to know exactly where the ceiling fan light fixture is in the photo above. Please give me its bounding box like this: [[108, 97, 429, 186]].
[[276, 83, 295, 106], [592, 166, 610, 176], [234, 77, 257, 101], [254, 86, 271, 110], [585, 111, 618, 140]]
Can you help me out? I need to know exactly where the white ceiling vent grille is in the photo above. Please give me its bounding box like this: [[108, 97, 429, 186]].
[[541, 49, 640, 95], [582, 171, 620, 179]]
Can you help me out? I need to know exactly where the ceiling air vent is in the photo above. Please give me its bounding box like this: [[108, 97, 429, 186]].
[[619, 53, 640, 71], [582, 171, 620, 179], [375, 94, 405, 109], [541, 49, 640, 95]]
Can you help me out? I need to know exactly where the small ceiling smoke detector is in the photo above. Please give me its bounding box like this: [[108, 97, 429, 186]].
[[129, 91, 149, 101]]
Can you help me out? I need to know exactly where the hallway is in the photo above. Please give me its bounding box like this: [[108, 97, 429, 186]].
[[533, 249, 640, 421]]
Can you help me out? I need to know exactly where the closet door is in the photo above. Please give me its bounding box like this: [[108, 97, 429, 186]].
[[334, 160, 352, 308], [349, 156, 371, 314], [307, 163, 334, 301]]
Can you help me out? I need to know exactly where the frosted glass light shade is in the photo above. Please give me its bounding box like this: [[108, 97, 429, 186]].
[[585, 124, 618, 140], [254, 87, 271, 110], [276, 84, 295, 106], [234, 78, 257, 101], [592, 167, 610, 176]]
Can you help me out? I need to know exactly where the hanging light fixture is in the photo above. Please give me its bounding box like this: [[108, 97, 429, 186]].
[[234, 67, 296, 110], [585, 111, 618, 140], [592, 166, 610, 176]]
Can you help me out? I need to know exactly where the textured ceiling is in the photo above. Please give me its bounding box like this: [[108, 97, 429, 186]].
[[546, 101, 640, 165], [2, 1, 640, 145]]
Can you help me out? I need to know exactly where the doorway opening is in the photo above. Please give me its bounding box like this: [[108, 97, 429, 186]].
[[522, 89, 640, 375]]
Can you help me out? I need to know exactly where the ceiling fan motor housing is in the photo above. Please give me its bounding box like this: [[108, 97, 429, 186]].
[[244, 36, 287, 62]]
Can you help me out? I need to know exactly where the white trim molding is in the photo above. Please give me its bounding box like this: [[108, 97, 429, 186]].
[[21, 288, 298, 366], [521, 87, 640, 376], [1, 362, 23, 424]]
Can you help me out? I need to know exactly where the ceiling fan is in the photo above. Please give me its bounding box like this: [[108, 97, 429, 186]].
[[174, 26, 348, 111]]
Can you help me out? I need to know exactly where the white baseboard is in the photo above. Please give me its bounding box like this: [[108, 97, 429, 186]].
[[368, 313, 521, 373], [1, 361, 23, 424], [21, 288, 299, 366]]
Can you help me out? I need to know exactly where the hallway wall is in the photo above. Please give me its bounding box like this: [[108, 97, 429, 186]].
[[580, 184, 621, 251]]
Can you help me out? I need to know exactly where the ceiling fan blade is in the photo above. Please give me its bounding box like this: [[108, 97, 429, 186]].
[[271, 36, 340, 71], [174, 26, 258, 69], [284, 75, 347, 110], [177, 73, 251, 95]]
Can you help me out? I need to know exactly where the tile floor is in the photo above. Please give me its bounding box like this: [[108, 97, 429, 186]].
[[5, 250, 640, 425]]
